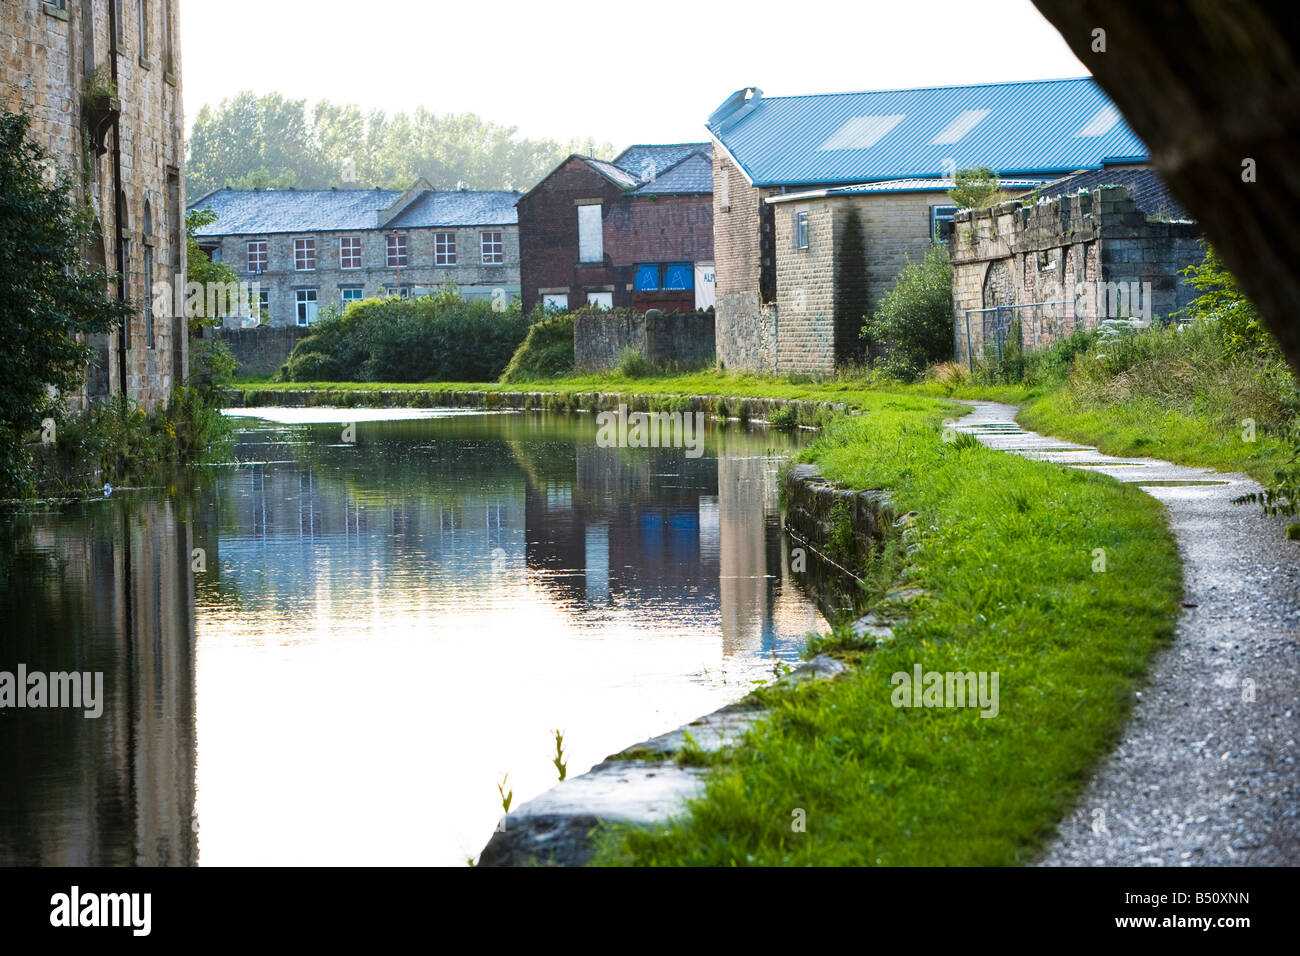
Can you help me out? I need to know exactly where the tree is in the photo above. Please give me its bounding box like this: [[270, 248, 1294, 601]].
[[0, 111, 133, 490], [861, 244, 954, 381], [1173, 242, 1275, 357], [186, 91, 616, 195], [184, 208, 240, 387], [948, 167, 1003, 210]]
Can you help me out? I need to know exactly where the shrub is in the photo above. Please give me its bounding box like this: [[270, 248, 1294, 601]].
[[499, 312, 574, 382], [281, 292, 528, 382], [862, 244, 953, 381], [615, 347, 654, 378], [1174, 242, 1275, 357]]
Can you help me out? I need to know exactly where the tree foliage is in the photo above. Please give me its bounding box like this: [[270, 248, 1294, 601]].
[[948, 167, 1003, 210], [1174, 241, 1276, 357], [0, 110, 132, 490], [861, 244, 954, 381], [187, 91, 615, 195]]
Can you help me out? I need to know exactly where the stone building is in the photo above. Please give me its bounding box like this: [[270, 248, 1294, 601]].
[[2, 0, 187, 411], [516, 144, 714, 315], [706, 78, 1149, 373], [189, 180, 521, 327], [949, 167, 1202, 369]]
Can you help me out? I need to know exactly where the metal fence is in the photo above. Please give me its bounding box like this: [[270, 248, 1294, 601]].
[[962, 301, 1071, 373]]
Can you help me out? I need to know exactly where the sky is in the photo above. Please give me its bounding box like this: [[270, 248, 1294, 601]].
[[179, 0, 1087, 149]]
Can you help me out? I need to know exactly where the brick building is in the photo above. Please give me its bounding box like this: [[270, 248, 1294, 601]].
[[949, 167, 1202, 368], [706, 78, 1150, 373], [2, 0, 187, 411], [516, 144, 714, 315], [189, 180, 521, 327]]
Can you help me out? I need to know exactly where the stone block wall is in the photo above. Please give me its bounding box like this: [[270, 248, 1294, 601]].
[[713, 145, 779, 372], [3, 0, 187, 412], [212, 223, 521, 327], [573, 309, 715, 371], [950, 187, 1203, 367], [209, 325, 312, 378]]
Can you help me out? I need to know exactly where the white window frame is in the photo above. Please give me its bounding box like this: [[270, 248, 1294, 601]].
[[481, 230, 503, 265], [246, 239, 267, 273], [794, 210, 809, 251], [293, 237, 316, 271], [542, 293, 568, 312], [930, 204, 958, 243], [435, 231, 457, 266], [295, 289, 318, 326], [339, 235, 362, 270], [586, 291, 613, 310], [340, 286, 364, 307], [386, 232, 408, 268]]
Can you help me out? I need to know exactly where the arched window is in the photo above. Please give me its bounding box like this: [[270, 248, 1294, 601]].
[[137, 0, 149, 60]]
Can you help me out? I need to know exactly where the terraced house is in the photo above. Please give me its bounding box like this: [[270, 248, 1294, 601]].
[[2, 0, 187, 411], [706, 77, 1150, 373], [189, 180, 521, 327]]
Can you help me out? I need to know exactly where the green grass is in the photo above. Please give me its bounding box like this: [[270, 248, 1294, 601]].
[[1018, 381, 1292, 484], [593, 404, 1182, 866]]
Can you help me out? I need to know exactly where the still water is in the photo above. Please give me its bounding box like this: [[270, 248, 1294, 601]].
[[0, 409, 827, 865]]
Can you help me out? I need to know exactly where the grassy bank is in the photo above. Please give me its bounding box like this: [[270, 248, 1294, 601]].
[[596, 402, 1182, 865]]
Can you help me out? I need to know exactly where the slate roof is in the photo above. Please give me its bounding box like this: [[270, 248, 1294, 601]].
[[384, 189, 520, 227], [707, 77, 1148, 188], [612, 142, 710, 178], [1027, 167, 1191, 221], [630, 151, 714, 195], [582, 157, 640, 189], [189, 186, 518, 235]]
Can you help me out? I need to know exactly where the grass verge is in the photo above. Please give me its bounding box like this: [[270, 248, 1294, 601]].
[[593, 404, 1182, 865]]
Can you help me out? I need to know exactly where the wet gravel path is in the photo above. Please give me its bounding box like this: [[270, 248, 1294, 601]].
[[955, 401, 1299, 866]]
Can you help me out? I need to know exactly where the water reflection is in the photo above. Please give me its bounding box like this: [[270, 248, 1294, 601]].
[[2, 409, 827, 866], [0, 498, 197, 865]]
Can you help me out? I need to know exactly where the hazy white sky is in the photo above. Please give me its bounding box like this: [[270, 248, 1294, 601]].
[[179, 0, 1086, 148]]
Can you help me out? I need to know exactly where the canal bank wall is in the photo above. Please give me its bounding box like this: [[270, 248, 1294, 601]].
[[219, 386, 843, 425]]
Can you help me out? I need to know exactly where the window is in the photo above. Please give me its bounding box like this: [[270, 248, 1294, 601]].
[[246, 240, 267, 273], [394, 284, 413, 299], [295, 289, 318, 326], [435, 231, 457, 266], [930, 205, 958, 243], [257, 289, 270, 322], [794, 211, 809, 251], [293, 237, 316, 271], [339, 235, 361, 269], [142, 201, 154, 347], [542, 293, 568, 312], [634, 264, 659, 291], [663, 262, 693, 291], [137, 0, 148, 60], [163, 0, 174, 73], [112, 0, 124, 49], [586, 292, 613, 309], [481, 231, 503, 265], [577, 204, 602, 262], [386, 232, 407, 268], [341, 286, 364, 307]]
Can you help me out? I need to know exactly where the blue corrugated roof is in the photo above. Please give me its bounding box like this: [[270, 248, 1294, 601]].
[[385, 189, 520, 227], [708, 77, 1148, 187], [630, 151, 713, 195], [189, 186, 518, 235]]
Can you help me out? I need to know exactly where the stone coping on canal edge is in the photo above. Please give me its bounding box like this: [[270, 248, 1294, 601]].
[[476, 462, 915, 867], [218, 386, 844, 424]]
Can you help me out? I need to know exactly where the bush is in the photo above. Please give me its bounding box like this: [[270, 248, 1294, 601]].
[[862, 244, 953, 381], [280, 292, 529, 382], [615, 346, 654, 378], [499, 311, 574, 382]]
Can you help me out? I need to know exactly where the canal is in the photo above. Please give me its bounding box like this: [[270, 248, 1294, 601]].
[[0, 408, 828, 865]]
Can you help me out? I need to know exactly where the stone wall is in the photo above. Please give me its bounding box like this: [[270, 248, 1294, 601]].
[[573, 309, 715, 371], [950, 187, 1202, 367], [210, 325, 312, 378], [713, 146, 779, 372], [3, 0, 187, 412], [211, 222, 521, 328]]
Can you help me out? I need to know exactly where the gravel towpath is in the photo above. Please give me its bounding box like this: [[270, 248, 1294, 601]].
[[955, 401, 1299, 866]]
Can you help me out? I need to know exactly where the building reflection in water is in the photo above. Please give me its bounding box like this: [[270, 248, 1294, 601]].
[[0, 497, 198, 866]]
